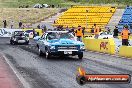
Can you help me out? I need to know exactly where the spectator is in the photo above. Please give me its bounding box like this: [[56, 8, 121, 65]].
[[113, 26, 119, 38], [91, 26, 94, 33], [33, 29, 36, 38], [107, 27, 111, 34], [94, 24, 100, 39], [75, 26, 83, 41], [3, 20, 7, 28], [70, 26, 75, 35], [66, 26, 69, 31], [44, 25, 47, 31], [41, 24, 44, 29], [82, 27, 85, 36], [52, 5, 54, 8], [37, 24, 41, 29], [10, 20, 14, 29], [54, 20, 56, 23], [19, 21, 22, 28], [121, 25, 130, 46]]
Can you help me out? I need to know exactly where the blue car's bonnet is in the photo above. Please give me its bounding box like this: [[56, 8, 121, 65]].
[[48, 38, 84, 45]]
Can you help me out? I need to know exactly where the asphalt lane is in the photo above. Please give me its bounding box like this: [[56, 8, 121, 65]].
[[0, 37, 132, 88]]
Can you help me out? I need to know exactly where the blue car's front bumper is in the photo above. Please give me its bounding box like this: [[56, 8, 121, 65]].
[[49, 50, 84, 56]]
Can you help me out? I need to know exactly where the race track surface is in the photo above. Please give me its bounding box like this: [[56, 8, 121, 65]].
[[0, 37, 132, 88]]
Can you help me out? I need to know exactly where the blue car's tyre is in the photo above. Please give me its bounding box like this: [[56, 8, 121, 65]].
[[45, 50, 51, 59], [78, 53, 83, 60]]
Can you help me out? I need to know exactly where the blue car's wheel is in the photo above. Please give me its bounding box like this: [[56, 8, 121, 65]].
[[78, 53, 83, 60], [45, 50, 51, 59]]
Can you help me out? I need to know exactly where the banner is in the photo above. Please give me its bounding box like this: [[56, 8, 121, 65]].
[[0, 28, 22, 37], [0, 28, 43, 38]]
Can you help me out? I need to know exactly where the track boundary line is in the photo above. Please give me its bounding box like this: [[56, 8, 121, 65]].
[[1, 53, 32, 88]]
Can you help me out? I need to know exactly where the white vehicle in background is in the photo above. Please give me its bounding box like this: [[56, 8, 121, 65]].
[[98, 32, 113, 39], [33, 3, 49, 8], [42, 4, 49, 8], [33, 3, 43, 8], [84, 32, 113, 39]]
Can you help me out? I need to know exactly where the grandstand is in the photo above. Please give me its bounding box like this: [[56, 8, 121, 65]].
[[118, 6, 132, 32], [53, 6, 116, 31]]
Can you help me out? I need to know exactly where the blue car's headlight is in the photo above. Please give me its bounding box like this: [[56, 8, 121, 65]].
[[80, 45, 85, 50], [50, 46, 55, 49]]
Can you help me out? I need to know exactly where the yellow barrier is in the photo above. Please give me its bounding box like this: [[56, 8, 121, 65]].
[[22, 29, 43, 36], [83, 38, 115, 54], [35, 29, 43, 36], [22, 29, 43, 38], [119, 46, 132, 58]]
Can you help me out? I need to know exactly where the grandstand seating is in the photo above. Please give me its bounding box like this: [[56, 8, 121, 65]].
[[53, 6, 116, 31], [118, 6, 132, 32]]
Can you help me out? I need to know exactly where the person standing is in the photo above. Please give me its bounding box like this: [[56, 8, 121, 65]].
[[107, 27, 111, 34], [3, 20, 7, 28], [75, 26, 83, 41], [82, 27, 85, 36], [19, 21, 22, 28], [70, 26, 75, 36], [91, 26, 94, 33], [121, 25, 130, 46], [66, 26, 69, 31], [37, 24, 41, 29], [10, 20, 14, 29], [33, 29, 36, 38], [113, 26, 119, 38], [94, 24, 100, 39]]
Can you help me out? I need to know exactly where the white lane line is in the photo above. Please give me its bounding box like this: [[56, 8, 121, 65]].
[[1, 53, 31, 88]]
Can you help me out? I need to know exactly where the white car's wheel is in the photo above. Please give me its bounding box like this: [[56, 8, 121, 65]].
[[39, 48, 43, 56], [10, 40, 13, 45]]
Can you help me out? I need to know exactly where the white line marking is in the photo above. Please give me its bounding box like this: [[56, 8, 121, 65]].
[[1, 53, 31, 88]]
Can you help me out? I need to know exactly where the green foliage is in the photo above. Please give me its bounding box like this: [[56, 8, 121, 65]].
[[0, 0, 132, 8]]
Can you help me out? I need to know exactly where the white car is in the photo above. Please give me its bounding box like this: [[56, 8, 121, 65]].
[[42, 4, 49, 8], [84, 32, 113, 39], [98, 32, 113, 39], [33, 3, 43, 8]]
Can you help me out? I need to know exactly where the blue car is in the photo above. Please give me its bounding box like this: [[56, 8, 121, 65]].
[[34, 31, 85, 59]]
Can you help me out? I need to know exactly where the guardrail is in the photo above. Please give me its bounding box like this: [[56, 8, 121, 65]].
[[119, 46, 132, 58], [83, 38, 116, 54]]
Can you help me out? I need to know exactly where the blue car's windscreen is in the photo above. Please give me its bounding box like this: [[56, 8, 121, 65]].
[[59, 33, 74, 39], [47, 32, 74, 40]]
